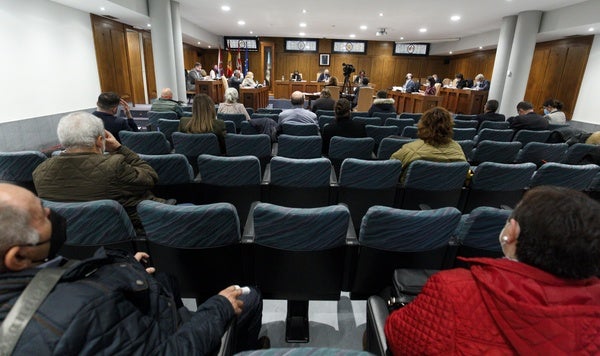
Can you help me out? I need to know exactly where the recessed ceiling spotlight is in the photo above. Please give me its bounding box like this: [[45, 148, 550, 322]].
[[208, 45, 212, 48], [300, 22, 307, 27], [100, 7, 105, 11], [221, 5, 230, 11], [479, 46, 483, 49], [249, 31, 253, 34], [237, 20, 245, 26], [379, 12, 384, 17], [299, 32, 306, 36], [302, 9, 307, 14], [197, 41, 201, 45], [451, 15, 460, 21], [147, 23, 151, 27], [349, 34, 356, 38], [400, 37, 404, 40], [589, 27, 595, 32], [449, 51, 453, 54], [360, 25, 367, 30], [419, 28, 427, 33]]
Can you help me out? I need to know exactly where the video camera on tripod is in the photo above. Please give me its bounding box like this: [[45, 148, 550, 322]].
[[342, 63, 355, 77]]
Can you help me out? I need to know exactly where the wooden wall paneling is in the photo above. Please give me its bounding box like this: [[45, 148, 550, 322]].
[[126, 30, 145, 104], [142, 32, 157, 101], [524, 48, 549, 107], [108, 24, 132, 100], [557, 45, 590, 119]]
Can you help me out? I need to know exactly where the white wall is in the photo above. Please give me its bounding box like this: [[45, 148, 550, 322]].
[[572, 34, 600, 124], [0, 0, 100, 123]]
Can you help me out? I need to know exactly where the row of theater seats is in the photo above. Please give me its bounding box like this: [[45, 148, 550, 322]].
[[42, 196, 510, 342]]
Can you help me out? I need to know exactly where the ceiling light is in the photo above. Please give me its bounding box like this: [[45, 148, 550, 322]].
[[208, 45, 212, 48], [589, 27, 595, 32], [147, 23, 151, 27], [299, 32, 306, 36], [197, 41, 201, 45], [360, 25, 367, 30], [221, 5, 230, 11], [100, 7, 105, 11], [249, 31, 253, 34], [450, 15, 460, 21], [302, 9, 307, 13], [449, 51, 453, 54], [419, 28, 427, 33], [349, 34, 356, 38], [237, 20, 245, 25], [479, 46, 483, 49], [300, 22, 306, 27], [379, 12, 384, 17]]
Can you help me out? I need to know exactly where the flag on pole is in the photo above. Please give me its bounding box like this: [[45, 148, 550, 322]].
[[226, 50, 233, 77], [244, 45, 249, 76], [236, 47, 242, 72], [217, 47, 223, 78]]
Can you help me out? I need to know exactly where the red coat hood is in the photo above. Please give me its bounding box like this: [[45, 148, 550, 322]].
[[467, 257, 600, 354]]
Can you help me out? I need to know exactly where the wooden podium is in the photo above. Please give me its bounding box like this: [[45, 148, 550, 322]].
[[439, 88, 487, 114], [195, 80, 223, 104], [240, 86, 269, 110], [387, 91, 442, 114]]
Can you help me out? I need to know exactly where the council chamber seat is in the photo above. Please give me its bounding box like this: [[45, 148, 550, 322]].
[[147, 110, 178, 131], [0, 150, 46, 193], [172, 132, 221, 175], [275, 134, 322, 159], [469, 140, 522, 165], [138, 153, 196, 204], [529, 162, 599, 191], [119, 131, 171, 155], [376, 137, 414, 160], [225, 133, 272, 173], [281, 122, 319, 136], [137, 200, 243, 303], [515, 142, 568, 167], [157, 118, 179, 145], [384, 118, 415, 134], [328, 136, 375, 176], [243, 202, 353, 342], [512, 129, 552, 146]]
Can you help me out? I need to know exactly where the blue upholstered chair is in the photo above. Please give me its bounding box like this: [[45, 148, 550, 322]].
[[530, 163, 600, 190], [365, 125, 399, 148], [157, 118, 179, 144], [137, 200, 242, 303], [315, 109, 335, 119], [453, 128, 477, 141], [515, 142, 568, 166], [512, 129, 552, 146], [147, 110, 177, 131], [240, 120, 260, 135], [119, 131, 171, 155], [328, 136, 375, 176], [400, 125, 418, 138], [376, 137, 414, 160], [373, 112, 397, 121], [138, 153, 196, 203], [172, 132, 221, 174], [43, 199, 137, 259], [257, 108, 283, 115], [276, 134, 322, 159], [453, 119, 478, 129], [225, 133, 272, 173], [454, 114, 476, 121], [478, 120, 510, 133], [456, 140, 475, 159], [398, 113, 422, 121], [469, 140, 522, 165], [473, 128, 514, 145], [451, 206, 510, 267], [217, 113, 246, 132], [243, 202, 353, 342], [245, 107, 254, 116], [397, 161, 470, 209], [563, 143, 597, 164], [349, 205, 462, 298], [384, 118, 415, 134], [462, 162, 536, 213], [251, 113, 279, 123], [264, 156, 334, 208], [0, 151, 46, 193], [196, 154, 262, 226], [223, 120, 236, 134], [353, 116, 383, 126], [351, 111, 370, 119], [318, 115, 335, 132], [281, 122, 320, 136], [338, 158, 402, 232]]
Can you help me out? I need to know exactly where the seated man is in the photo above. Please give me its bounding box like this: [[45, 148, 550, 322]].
[[278, 91, 317, 130], [317, 69, 330, 82], [229, 70, 243, 92], [0, 183, 264, 354], [404, 73, 419, 93], [507, 101, 549, 131], [475, 99, 505, 128], [311, 87, 335, 113], [150, 88, 184, 118], [32, 112, 169, 232], [92, 92, 139, 142], [291, 70, 302, 82]]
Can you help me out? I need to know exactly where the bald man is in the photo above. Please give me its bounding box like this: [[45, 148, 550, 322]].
[[277, 91, 318, 130], [150, 88, 184, 118]]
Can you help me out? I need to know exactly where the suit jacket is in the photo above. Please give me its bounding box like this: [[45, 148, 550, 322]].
[[405, 80, 419, 93], [92, 111, 139, 142], [475, 112, 506, 127], [188, 69, 202, 89], [317, 73, 330, 82], [291, 73, 302, 81], [311, 97, 335, 113], [507, 112, 549, 131], [473, 80, 490, 91]]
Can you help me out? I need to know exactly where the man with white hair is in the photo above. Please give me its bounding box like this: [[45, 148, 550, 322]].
[[150, 88, 184, 118], [228, 70, 243, 92], [32, 112, 168, 232], [278, 91, 318, 130], [404, 73, 418, 93], [317, 69, 330, 82]]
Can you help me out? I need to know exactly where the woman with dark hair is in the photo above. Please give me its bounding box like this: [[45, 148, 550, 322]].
[[326, 76, 339, 87], [367, 90, 396, 117], [179, 93, 226, 153], [543, 98, 567, 124], [321, 98, 367, 154], [391, 106, 465, 179], [385, 186, 600, 354], [423, 76, 437, 95]]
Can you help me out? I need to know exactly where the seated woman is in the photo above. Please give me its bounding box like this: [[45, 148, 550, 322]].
[[322, 98, 367, 154], [241, 71, 257, 88], [422, 76, 437, 95], [179, 94, 226, 153], [385, 186, 600, 354], [391, 106, 466, 180], [325, 76, 339, 87], [543, 98, 567, 124], [367, 90, 396, 117], [218, 88, 251, 121]]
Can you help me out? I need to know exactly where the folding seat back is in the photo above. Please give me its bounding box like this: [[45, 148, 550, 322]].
[[353, 116, 382, 126], [225, 133, 272, 172], [276, 134, 322, 159], [478, 120, 510, 132], [453, 128, 477, 141], [281, 122, 320, 136], [350, 205, 461, 298], [147, 110, 177, 130], [376, 137, 414, 160], [401, 125, 418, 138], [564, 143, 597, 164], [398, 161, 470, 209], [384, 118, 415, 134], [251, 113, 279, 123], [138, 200, 242, 303], [217, 113, 246, 132], [351, 111, 370, 119], [456, 140, 474, 159], [463, 162, 535, 212], [398, 113, 422, 121], [338, 158, 402, 231], [365, 125, 399, 147], [318, 115, 335, 132], [512, 129, 551, 146], [474, 129, 514, 144], [119, 131, 171, 155], [515, 142, 568, 166], [454, 114, 476, 121], [257, 108, 283, 115], [172, 132, 221, 174], [157, 118, 179, 144], [373, 112, 397, 121], [265, 156, 333, 208], [328, 136, 375, 175], [470, 140, 522, 165], [223, 120, 236, 134], [44, 199, 137, 259], [240, 120, 260, 134], [0, 151, 46, 193], [138, 153, 196, 203], [530, 163, 600, 190], [453, 119, 478, 129]]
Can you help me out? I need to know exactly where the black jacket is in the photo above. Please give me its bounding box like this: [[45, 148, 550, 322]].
[[93, 111, 139, 142], [507, 112, 549, 131], [322, 119, 367, 154]]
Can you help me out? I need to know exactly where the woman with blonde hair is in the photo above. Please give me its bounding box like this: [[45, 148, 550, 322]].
[[179, 93, 226, 153], [241, 71, 257, 88]]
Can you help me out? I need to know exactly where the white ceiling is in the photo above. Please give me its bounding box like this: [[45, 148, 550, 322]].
[[52, 0, 596, 49]]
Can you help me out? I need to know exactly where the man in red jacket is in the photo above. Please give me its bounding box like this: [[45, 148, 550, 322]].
[[385, 186, 600, 355]]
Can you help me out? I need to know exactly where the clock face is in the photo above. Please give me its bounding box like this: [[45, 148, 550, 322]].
[[345, 42, 353, 51], [238, 40, 246, 48], [407, 44, 415, 54], [298, 41, 306, 50]]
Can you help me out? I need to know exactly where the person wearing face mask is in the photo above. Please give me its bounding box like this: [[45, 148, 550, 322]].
[[32, 112, 171, 233], [542, 98, 567, 124], [0, 183, 266, 354], [92, 92, 139, 143]]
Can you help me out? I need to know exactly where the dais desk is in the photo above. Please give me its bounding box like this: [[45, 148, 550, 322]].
[[195, 80, 223, 104], [240, 86, 269, 110], [387, 91, 442, 114], [439, 88, 487, 115]]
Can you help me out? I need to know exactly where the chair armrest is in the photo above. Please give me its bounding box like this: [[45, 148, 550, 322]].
[[366, 295, 391, 356], [216, 316, 237, 356], [241, 201, 260, 243], [261, 163, 271, 184], [329, 166, 338, 184], [393, 269, 439, 296]]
